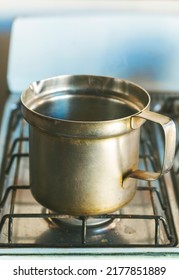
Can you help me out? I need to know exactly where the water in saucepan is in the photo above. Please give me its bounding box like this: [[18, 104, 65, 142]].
[[33, 94, 139, 121]]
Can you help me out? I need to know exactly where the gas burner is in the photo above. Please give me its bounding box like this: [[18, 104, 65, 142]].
[[44, 209, 118, 235]]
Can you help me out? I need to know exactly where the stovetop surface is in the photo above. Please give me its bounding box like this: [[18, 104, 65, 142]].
[[0, 93, 179, 255]]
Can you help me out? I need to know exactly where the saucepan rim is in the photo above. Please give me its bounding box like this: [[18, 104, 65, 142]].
[[21, 74, 151, 124]]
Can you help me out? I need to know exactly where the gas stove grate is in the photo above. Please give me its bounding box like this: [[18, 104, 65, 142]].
[[0, 185, 177, 247], [0, 103, 178, 248]]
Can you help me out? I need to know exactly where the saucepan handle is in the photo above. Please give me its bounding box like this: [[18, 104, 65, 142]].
[[123, 110, 176, 186]]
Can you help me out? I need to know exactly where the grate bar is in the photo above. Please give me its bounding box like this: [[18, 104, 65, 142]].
[[0, 185, 30, 207], [5, 153, 29, 174], [9, 137, 29, 156]]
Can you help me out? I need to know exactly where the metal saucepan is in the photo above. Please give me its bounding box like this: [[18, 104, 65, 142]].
[[21, 75, 176, 215]]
